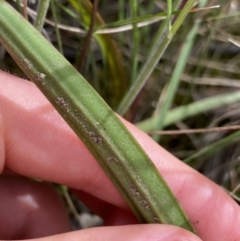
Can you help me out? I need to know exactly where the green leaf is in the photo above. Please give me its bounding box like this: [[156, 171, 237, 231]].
[[0, 0, 196, 233]]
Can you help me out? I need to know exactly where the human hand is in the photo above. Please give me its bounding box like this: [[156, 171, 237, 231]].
[[0, 71, 239, 241]]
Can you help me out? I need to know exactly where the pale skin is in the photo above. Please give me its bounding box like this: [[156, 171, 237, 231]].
[[0, 71, 240, 241]]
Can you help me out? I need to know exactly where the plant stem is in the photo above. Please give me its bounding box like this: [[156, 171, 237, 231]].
[[50, 0, 63, 54], [34, 0, 50, 32], [77, 0, 99, 72]]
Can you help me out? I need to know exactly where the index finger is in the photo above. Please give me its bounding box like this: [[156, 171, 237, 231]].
[[0, 71, 239, 240]]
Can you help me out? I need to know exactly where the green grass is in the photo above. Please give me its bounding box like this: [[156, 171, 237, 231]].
[[1, 0, 240, 229]]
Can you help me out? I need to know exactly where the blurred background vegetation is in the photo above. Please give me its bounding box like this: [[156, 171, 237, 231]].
[[1, 0, 240, 227]]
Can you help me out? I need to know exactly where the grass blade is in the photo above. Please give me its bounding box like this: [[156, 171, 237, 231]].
[[137, 91, 240, 131], [34, 0, 50, 32], [130, 0, 139, 83], [0, 0, 196, 233], [117, 0, 196, 116], [50, 0, 63, 54], [184, 130, 240, 165]]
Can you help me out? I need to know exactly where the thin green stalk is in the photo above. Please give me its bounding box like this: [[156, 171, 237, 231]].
[[184, 130, 240, 165], [117, 0, 196, 115], [118, 0, 125, 20], [130, 0, 139, 83], [95, 6, 217, 32], [96, 9, 185, 31], [152, 0, 208, 142], [0, 1, 196, 233], [54, 1, 79, 19], [136, 90, 240, 132], [50, 0, 63, 54], [167, 0, 173, 38], [152, 22, 200, 142], [34, 0, 50, 32]]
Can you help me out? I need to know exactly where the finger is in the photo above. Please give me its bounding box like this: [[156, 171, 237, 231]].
[[0, 175, 71, 239], [0, 71, 240, 240], [73, 189, 139, 226], [26, 225, 202, 241]]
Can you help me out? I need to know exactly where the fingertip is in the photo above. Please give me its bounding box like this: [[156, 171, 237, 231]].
[[130, 225, 202, 241]]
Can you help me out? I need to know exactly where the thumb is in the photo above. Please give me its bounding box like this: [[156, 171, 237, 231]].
[[27, 225, 202, 241]]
